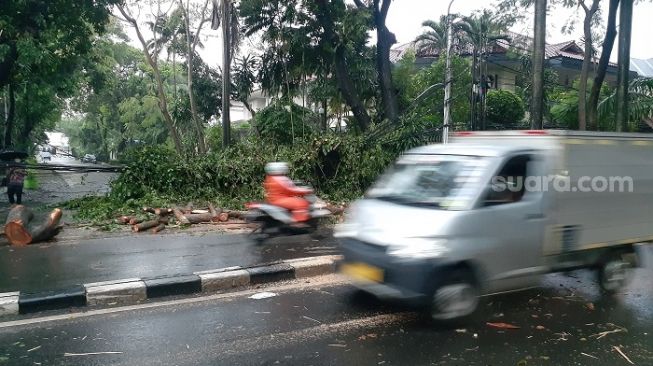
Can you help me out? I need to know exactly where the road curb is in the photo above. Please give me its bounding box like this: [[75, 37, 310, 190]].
[[0, 255, 342, 316]]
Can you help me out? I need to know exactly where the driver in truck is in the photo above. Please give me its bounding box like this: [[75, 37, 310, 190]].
[[264, 162, 313, 223]]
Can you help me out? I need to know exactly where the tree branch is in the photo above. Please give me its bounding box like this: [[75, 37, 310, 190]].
[[193, 0, 211, 52], [353, 0, 368, 9], [379, 0, 391, 20]]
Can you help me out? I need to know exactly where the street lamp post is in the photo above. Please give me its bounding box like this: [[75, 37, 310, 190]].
[[442, 0, 456, 144]]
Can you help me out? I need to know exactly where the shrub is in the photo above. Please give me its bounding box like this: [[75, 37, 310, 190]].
[[486, 90, 525, 125], [252, 100, 318, 144]]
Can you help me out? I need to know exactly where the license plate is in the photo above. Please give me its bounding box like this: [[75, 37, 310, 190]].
[[340, 262, 384, 283]]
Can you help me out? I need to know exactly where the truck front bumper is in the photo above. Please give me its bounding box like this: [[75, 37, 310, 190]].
[[338, 238, 444, 306]]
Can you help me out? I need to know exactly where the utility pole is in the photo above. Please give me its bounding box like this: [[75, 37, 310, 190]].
[[443, 0, 456, 144], [615, 0, 633, 132], [531, 0, 547, 130], [221, 0, 232, 148]]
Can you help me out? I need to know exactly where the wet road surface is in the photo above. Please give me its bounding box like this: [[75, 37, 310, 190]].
[[0, 245, 650, 366], [0, 233, 338, 294]]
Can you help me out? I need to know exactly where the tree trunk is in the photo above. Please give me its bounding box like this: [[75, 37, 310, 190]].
[[180, 0, 208, 154], [374, 0, 399, 124], [5, 206, 62, 246], [221, 0, 232, 148], [530, 0, 547, 130], [578, 0, 601, 131], [481, 51, 489, 130], [315, 0, 372, 131], [470, 50, 478, 130], [243, 100, 256, 118], [116, 5, 184, 154], [587, 0, 619, 130], [4, 82, 15, 148], [615, 0, 633, 132]]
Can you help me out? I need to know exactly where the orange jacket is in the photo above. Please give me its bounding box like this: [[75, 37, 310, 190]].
[[264, 175, 312, 202]]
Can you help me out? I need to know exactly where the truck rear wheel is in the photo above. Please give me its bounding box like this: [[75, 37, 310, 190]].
[[598, 251, 634, 294], [429, 270, 480, 323]]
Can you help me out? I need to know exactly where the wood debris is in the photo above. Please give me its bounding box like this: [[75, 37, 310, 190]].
[[613, 345, 635, 365]]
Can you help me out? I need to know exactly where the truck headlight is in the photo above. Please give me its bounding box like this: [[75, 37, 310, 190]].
[[387, 239, 448, 259]]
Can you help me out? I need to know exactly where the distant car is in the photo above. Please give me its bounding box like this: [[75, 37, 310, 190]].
[[39, 151, 52, 161], [82, 154, 97, 164]]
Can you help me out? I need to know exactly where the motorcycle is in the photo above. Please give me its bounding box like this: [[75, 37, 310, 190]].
[[245, 183, 332, 244]]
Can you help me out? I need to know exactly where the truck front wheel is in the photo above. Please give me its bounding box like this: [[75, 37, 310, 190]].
[[598, 251, 634, 294], [429, 269, 480, 323]]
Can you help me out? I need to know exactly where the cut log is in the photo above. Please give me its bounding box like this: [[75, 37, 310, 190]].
[[218, 212, 229, 222], [5, 205, 35, 246], [119, 216, 132, 224], [173, 208, 191, 225], [132, 220, 160, 232], [151, 224, 166, 233], [208, 203, 220, 217], [157, 216, 170, 225], [142, 207, 156, 214], [184, 213, 220, 224], [30, 209, 63, 243], [154, 208, 172, 216], [326, 204, 345, 216], [226, 210, 247, 220], [4, 206, 63, 246], [191, 209, 209, 214], [128, 218, 142, 225]]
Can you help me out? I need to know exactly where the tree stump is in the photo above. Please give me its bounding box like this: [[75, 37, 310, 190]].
[[4, 205, 63, 246]]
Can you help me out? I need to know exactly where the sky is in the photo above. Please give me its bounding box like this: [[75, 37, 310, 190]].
[[121, 0, 653, 68]]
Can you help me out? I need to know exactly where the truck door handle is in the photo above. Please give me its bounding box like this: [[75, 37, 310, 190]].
[[525, 213, 545, 220]]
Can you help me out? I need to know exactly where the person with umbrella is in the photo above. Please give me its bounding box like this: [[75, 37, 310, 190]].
[[0, 150, 28, 205], [6, 158, 27, 204]]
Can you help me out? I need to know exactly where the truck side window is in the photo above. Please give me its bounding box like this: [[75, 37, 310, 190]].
[[483, 154, 531, 206]]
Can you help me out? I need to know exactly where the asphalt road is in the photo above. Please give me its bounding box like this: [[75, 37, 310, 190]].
[[0, 245, 650, 366], [0, 232, 339, 294], [25, 155, 116, 204]]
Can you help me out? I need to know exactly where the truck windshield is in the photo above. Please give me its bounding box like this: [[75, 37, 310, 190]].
[[366, 154, 489, 210]]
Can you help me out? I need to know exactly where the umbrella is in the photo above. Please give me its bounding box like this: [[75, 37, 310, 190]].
[[0, 149, 29, 161]]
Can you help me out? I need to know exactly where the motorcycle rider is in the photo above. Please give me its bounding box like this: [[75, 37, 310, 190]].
[[264, 162, 313, 223]]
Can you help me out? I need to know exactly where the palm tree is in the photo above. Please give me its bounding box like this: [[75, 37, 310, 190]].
[[458, 10, 511, 130], [414, 17, 448, 57]]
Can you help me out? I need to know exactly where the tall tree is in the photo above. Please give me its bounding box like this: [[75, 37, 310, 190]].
[[0, 0, 119, 148], [315, 0, 373, 130], [577, 0, 601, 130], [531, 0, 547, 129], [210, 0, 240, 147], [587, 0, 619, 130], [615, 0, 633, 131], [178, 0, 211, 153], [354, 0, 399, 124], [116, 2, 185, 153]]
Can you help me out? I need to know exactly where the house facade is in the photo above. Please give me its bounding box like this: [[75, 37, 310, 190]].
[[390, 31, 636, 93]]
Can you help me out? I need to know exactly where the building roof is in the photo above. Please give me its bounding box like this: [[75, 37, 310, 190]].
[[631, 58, 653, 77], [394, 30, 618, 68]]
